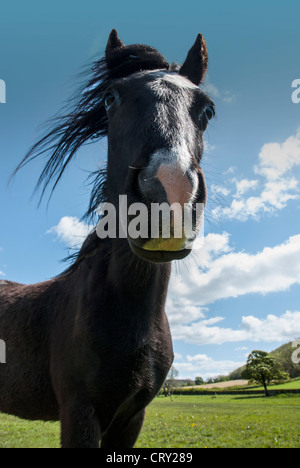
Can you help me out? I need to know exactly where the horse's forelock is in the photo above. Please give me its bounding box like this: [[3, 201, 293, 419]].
[[101, 44, 170, 81]]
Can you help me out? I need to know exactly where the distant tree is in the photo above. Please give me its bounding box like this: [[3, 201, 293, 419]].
[[206, 377, 214, 384], [162, 366, 179, 398], [195, 377, 204, 386], [228, 366, 245, 381], [205, 375, 229, 385], [183, 379, 194, 387], [243, 350, 289, 397], [214, 375, 229, 383]]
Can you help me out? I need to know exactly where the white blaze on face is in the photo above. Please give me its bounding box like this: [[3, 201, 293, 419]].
[[123, 70, 204, 252], [146, 71, 197, 146], [142, 72, 201, 251], [146, 72, 200, 207], [146, 71, 199, 90]]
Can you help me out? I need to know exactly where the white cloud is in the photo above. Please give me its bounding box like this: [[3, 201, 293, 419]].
[[212, 128, 300, 222], [168, 233, 300, 311], [240, 311, 300, 342], [211, 184, 231, 197], [166, 296, 207, 326], [204, 82, 220, 99], [255, 128, 300, 180], [187, 354, 212, 362], [174, 354, 245, 379], [47, 216, 92, 249], [204, 81, 236, 104], [213, 177, 298, 222], [225, 166, 237, 175], [172, 319, 244, 346], [222, 93, 236, 104], [173, 312, 300, 376], [171, 310, 300, 348], [167, 232, 300, 346], [174, 352, 183, 360], [204, 140, 216, 155], [235, 179, 259, 197]]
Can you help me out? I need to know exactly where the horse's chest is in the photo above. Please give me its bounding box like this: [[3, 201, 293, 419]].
[[86, 316, 173, 409], [110, 343, 162, 388], [90, 340, 169, 403], [94, 346, 166, 424]]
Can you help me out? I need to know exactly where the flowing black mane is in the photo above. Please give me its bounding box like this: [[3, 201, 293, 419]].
[[13, 36, 172, 219]]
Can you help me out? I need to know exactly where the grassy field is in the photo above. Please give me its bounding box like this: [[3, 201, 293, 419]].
[[0, 394, 299, 448], [172, 378, 300, 394], [255, 378, 300, 390]]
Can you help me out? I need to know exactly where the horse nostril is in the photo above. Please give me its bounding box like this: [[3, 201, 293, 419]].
[[138, 163, 198, 206], [156, 164, 196, 206], [138, 167, 160, 202]]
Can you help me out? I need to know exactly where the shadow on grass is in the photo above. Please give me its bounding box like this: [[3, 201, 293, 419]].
[[233, 395, 269, 400], [232, 394, 292, 400]]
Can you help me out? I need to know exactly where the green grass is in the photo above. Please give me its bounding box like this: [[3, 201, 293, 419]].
[[136, 395, 300, 448], [254, 378, 300, 390], [1, 394, 300, 448], [171, 378, 300, 394], [0, 415, 59, 448]]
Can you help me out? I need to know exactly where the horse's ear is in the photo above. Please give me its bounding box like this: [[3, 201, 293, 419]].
[[106, 29, 125, 56], [179, 34, 208, 85]]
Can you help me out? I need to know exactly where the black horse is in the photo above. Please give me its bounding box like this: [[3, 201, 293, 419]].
[[0, 30, 215, 448]]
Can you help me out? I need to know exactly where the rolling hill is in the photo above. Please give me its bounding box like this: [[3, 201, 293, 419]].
[[229, 340, 300, 380]]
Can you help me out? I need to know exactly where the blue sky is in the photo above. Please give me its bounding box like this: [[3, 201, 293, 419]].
[[1, 0, 300, 379]]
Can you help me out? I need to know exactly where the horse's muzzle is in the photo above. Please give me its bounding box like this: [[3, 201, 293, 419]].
[[138, 161, 198, 207], [125, 159, 205, 262]]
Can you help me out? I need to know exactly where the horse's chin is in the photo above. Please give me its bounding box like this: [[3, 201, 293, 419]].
[[128, 239, 192, 263]]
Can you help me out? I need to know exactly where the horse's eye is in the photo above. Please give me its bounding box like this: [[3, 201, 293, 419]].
[[204, 106, 215, 122], [104, 92, 116, 111], [199, 106, 215, 125]]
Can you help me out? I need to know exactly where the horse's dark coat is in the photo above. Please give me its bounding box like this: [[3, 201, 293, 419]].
[[0, 30, 214, 447]]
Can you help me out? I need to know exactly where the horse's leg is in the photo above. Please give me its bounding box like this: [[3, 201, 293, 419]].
[[100, 409, 145, 448], [59, 397, 101, 448]]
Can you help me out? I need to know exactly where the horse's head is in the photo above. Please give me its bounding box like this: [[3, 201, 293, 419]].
[[15, 29, 215, 264], [103, 30, 215, 263]]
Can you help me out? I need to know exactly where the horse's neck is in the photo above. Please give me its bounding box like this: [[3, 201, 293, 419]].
[[108, 239, 171, 307], [80, 237, 171, 320]]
